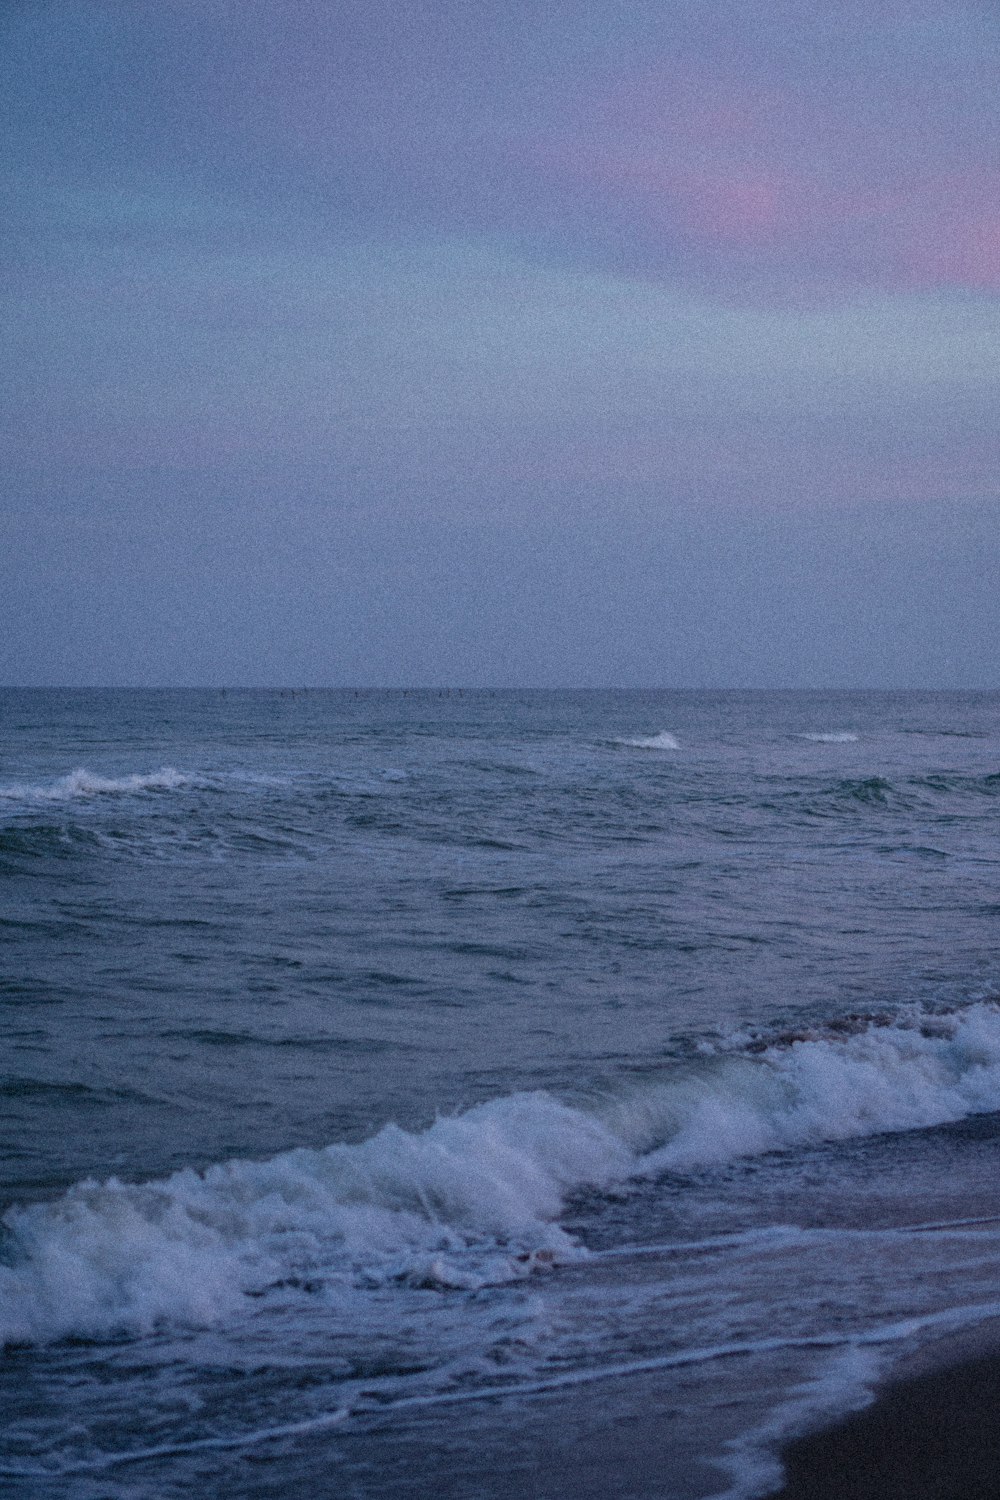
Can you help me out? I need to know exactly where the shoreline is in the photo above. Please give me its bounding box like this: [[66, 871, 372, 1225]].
[[768, 1345, 1000, 1499]]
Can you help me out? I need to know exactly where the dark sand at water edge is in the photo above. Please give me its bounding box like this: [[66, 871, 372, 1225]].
[[769, 1352, 1000, 1500]]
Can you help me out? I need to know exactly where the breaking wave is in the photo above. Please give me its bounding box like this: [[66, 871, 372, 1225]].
[[623, 1002, 1000, 1172], [5, 1004, 1000, 1348], [0, 1095, 619, 1347], [619, 731, 681, 751], [798, 732, 859, 743], [0, 767, 193, 803]]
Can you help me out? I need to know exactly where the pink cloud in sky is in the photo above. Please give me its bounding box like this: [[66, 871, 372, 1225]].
[[889, 175, 1000, 290], [531, 63, 1000, 294], [546, 140, 870, 252]]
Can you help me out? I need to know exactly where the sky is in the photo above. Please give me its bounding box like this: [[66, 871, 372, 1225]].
[[2, 0, 999, 687]]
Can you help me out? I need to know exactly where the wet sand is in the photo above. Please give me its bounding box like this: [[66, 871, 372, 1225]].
[[769, 1351, 1000, 1499]]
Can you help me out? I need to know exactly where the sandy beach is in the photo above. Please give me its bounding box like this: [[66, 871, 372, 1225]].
[[770, 1351, 1000, 1499]]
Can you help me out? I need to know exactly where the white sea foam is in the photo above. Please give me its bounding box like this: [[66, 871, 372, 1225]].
[[798, 732, 859, 743], [5, 1006, 1000, 1348], [0, 767, 192, 802], [0, 1093, 624, 1347], [713, 1298, 1000, 1499], [619, 731, 681, 750], [616, 1003, 1000, 1173]]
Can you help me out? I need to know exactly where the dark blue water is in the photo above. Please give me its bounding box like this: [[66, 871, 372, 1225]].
[[3, 689, 1000, 1497]]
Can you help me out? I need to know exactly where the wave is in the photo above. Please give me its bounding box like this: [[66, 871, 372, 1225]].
[[0, 767, 193, 803], [5, 1004, 1000, 1348], [817, 774, 896, 808], [0, 1094, 620, 1347], [917, 770, 1000, 798], [618, 731, 681, 750], [620, 1002, 1000, 1172], [0, 823, 102, 859], [798, 732, 859, 743], [798, 770, 1000, 819]]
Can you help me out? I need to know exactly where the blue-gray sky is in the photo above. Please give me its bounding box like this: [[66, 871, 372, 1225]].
[[3, 0, 999, 686]]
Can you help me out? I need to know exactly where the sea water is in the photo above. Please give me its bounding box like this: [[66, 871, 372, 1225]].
[[2, 688, 1000, 1498]]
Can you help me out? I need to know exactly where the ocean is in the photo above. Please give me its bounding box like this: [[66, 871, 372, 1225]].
[[2, 687, 1000, 1498]]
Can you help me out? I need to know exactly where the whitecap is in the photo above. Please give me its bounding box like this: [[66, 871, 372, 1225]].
[[798, 732, 859, 744], [618, 731, 681, 751], [0, 1093, 622, 1347], [7, 1004, 1000, 1348], [615, 1002, 1000, 1173], [0, 767, 192, 802]]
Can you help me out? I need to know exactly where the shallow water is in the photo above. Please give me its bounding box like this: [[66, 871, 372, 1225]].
[[2, 688, 1000, 1496]]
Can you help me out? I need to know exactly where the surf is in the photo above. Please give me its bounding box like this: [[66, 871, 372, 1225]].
[[6, 1002, 1000, 1349]]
